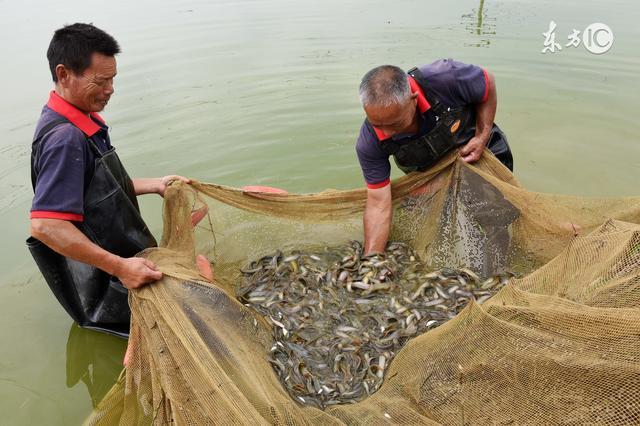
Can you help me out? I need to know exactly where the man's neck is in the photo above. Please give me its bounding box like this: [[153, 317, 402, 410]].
[[54, 86, 90, 116]]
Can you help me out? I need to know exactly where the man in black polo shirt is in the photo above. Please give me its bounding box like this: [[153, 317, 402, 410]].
[[27, 23, 198, 337], [356, 60, 514, 255]]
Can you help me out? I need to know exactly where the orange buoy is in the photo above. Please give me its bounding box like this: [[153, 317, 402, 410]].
[[242, 185, 288, 194]]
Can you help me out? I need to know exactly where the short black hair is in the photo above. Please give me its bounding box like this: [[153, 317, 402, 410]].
[[47, 23, 121, 82]]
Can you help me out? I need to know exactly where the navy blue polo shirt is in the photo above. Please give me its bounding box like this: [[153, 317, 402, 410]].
[[30, 91, 112, 222], [356, 59, 490, 188]]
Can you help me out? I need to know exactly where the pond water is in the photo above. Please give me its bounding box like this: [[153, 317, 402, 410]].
[[0, 0, 638, 423]]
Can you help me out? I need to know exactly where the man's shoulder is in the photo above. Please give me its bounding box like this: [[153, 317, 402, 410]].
[[35, 107, 87, 148], [356, 120, 389, 163], [415, 59, 487, 105], [417, 58, 472, 77], [356, 121, 377, 151], [357, 120, 374, 141]]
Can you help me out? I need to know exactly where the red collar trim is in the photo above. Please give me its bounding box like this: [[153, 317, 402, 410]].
[[372, 75, 431, 141], [409, 75, 431, 114], [372, 125, 389, 141], [46, 91, 105, 136]]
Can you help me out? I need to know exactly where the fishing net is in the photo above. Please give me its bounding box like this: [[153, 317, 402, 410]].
[[87, 151, 640, 425]]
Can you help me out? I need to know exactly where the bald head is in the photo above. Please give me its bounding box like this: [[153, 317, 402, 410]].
[[359, 65, 411, 108]]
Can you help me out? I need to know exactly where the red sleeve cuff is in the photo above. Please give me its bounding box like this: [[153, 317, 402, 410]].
[[481, 68, 490, 103], [30, 211, 84, 222], [366, 178, 391, 189]]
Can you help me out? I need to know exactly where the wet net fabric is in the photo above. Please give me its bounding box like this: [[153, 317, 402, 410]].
[[87, 152, 640, 425]]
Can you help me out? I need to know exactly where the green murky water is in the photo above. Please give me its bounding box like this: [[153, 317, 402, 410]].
[[0, 0, 638, 423]]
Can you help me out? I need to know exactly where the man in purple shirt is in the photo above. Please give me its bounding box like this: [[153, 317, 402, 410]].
[[27, 23, 199, 337], [356, 60, 513, 254]]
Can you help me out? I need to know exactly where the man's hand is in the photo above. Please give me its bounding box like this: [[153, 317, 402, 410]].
[[461, 69, 498, 164], [114, 257, 163, 289], [458, 135, 489, 164], [132, 175, 191, 197], [157, 175, 190, 197], [30, 218, 161, 290]]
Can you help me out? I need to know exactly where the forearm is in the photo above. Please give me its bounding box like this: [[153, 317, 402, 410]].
[[363, 195, 392, 255], [132, 178, 160, 196], [30, 218, 122, 275], [474, 72, 497, 140]]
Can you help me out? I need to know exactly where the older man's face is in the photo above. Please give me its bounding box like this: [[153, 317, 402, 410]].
[[364, 94, 418, 137], [61, 53, 117, 113]]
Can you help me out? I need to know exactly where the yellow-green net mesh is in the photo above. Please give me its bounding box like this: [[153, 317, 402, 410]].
[[87, 152, 640, 425]]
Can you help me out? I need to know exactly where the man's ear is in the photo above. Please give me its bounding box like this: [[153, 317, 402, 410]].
[[55, 64, 70, 86], [410, 92, 418, 105]]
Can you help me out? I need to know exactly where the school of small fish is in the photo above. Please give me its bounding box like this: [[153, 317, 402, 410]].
[[237, 240, 511, 409]]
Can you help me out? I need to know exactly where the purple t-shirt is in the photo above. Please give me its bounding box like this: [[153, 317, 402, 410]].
[[31, 92, 112, 222], [355, 59, 489, 188]]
